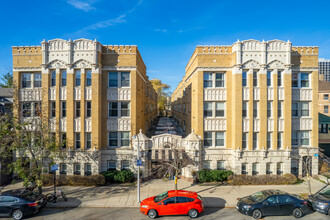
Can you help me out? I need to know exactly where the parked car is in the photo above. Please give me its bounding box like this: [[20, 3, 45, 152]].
[[308, 185, 330, 215], [0, 190, 47, 220], [236, 189, 309, 219], [140, 190, 204, 218]]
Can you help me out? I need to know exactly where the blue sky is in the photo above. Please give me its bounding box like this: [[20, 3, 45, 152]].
[[1, 0, 330, 92]]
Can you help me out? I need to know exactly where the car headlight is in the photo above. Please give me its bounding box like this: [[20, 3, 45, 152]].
[[317, 202, 329, 206], [243, 205, 251, 209], [141, 205, 149, 208]]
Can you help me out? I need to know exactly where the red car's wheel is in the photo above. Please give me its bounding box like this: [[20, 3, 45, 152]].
[[188, 209, 199, 218], [147, 209, 158, 219]]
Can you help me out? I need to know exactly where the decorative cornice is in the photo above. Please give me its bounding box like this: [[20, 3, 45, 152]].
[[13, 67, 42, 72]]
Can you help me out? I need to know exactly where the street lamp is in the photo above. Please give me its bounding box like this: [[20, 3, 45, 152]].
[[132, 133, 140, 204]]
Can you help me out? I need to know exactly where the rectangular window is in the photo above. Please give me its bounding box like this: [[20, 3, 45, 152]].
[[267, 71, 271, 86], [204, 132, 212, 147], [60, 163, 67, 175], [278, 102, 282, 118], [266, 163, 272, 174], [204, 73, 213, 88], [22, 73, 32, 88], [253, 71, 258, 87], [75, 133, 81, 149], [267, 133, 272, 149], [301, 73, 309, 87], [267, 102, 272, 118], [292, 102, 298, 117], [107, 161, 116, 170], [75, 70, 81, 86], [215, 102, 225, 117], [61, 101, 66, 117], [75, 101, 81, 117], [121, 132, 130, 147], [278, 71, 282, 87], [85, 164, 92, 176], [34, 102, 41, 117], [292, 132, 298, 145], [51, 70, 56, 87], [252, 163, 259, 175], [121, 72, 130, 87], [109, 102, 118, 117], [242, 101, 248, 118], [61, 70, 67, 86], [215, 73, 225, 87], [320, 124, 328, 133], [277, 162, 283, 175], [121, 102, 130, 117], [253, 132, 258, 150], [22, 103, 31, 117], [292, 73, 298, 87], [253, 101, 258, 118], [203, 102, 213, 117], [121, 160, 130, 170], [86, 101, 91, 117], [242, 71, 247, 86], [241, 163, 247, 175], [325, 106, 329, 114], [109, 72, 118, 87], [86, 70, 92, 86], [86, 133, 91, 149], [74, 164, 81, 175], [215, 132, 225, 147], [242, 133, 247, 150], [109, 132, 118, 147], [277, 132, 283, 149], [50, 102, 56, 118], [34, 73, 41, 88], [301, 102, 309, 117], [324, 94, 329, 100], [301, 131, 309, 145], [203, 161, 210, 170], [217, 161, 225, 170], [61, 133, 66, 148]]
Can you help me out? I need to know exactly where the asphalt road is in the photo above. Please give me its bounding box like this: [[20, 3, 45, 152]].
[[4, 207, 328, 220]]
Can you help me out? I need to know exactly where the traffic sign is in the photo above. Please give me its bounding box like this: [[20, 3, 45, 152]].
[[51, 164, 59, 172], [137, 159, 142, 166]]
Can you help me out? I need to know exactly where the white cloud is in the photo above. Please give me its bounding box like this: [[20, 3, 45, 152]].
[[67, 0, 95, 12], [154, 29, 168, 33]]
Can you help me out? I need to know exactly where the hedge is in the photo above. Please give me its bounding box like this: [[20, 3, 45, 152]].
[[227, 173, 298, 185], [42, 174, 105, 186], [100, 170, 134, 183], [197, 169, 233, 183]]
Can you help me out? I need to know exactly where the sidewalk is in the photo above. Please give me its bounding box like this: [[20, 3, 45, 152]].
[[2, 177, 328, 208]]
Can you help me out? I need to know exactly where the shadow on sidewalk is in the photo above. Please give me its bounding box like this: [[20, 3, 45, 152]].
[[203, 197, 226, 208]]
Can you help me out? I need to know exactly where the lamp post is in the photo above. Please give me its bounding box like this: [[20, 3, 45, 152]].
[[132, 133, 140, 204]]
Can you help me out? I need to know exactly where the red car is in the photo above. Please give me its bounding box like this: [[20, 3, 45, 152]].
[[140, 190, 204, 219]]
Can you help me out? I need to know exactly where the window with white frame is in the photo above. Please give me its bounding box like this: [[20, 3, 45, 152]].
[[267, 132, 272, 149], [204, 102, 225, 117], [241, 163, 247, 174], [319, 124, 328, 133], [75, 70, 81, 86], [253, 71, 258, 87], [60, 163, 67, 175], [278, 102, 283, 118], [61, 101, 66, 117], [301, 102, 309, 117], [324, 105, 329, 114], [242, 101, 248, 118], [291, 131, 310, 146], [107, 161, 116, 170], [292, 72, 310, 88], [86, 133, 91, 149], [22, 102, 35, 118], [86, 70, 92, 87], [203, 132, 212, 147], [108, 72, 130, 87], [277, 162, 283, 175], [203, 161, 211, 170], [215, 132, 225, 146], [324, 94, 329, 100], [108, 102, 130, 117], [108, 132, 130, 148], [121, 102, 130, 117], [215, 102, 225, 117], [51, 70, 56, 87], [75, 133, 81, 149], [203, 103, 212, 117], [292, 102, 298, 117], [253, 101, 258, 118], [85, 164, 92, 176], [34, 73, 41, 88], [22, 73, 41, 88], [204, 132, 225, 147], [121, 72, 130, 87], [50, 102, 56, 118], [109, 132, 117, 147], [109, 102, 118, 117], [203, 72, 225, 88], [242, 133, 248, 150], [253, 132, 258, 150], [121, 160, 130, 170], [267, 102, 272, 118], [267, 71, 272, 86], [74, 163, 81, 175], [61, 70, 67, 86], [266, 163, 272, 174], [292, 72, 298, 87], [86, 101, 91, 117], [278, 71, 282, 87], [252, 163, 259, 175], [292, 131, 299, 146], [301, 131, 310, 145], [61, 133, 66, 148], [75, 101, 81, 117], [277, 132, 283, 149], [121, 132, 130, 147], [242, 71, 247, 86], [292, 102, 310, 117], [217, 161, 225, 170], [34, 102, 41, 117]]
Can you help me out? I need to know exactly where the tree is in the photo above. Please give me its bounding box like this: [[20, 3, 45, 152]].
[[0, 72, 13, 88], [150, 79, 170, 116]]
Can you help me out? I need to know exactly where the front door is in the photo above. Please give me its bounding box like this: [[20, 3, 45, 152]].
[[278, 195, 295, 215], [261, 196, 280, 216], [162, 197, 177, 215]]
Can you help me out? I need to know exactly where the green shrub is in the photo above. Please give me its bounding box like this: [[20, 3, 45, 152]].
[[42, 174, 105, 186], [198, 169, 233, 183], [101, 170, 134, 183], [228, 173, 298, 185]]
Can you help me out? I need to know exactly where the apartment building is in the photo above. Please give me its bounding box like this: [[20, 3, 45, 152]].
[[172, 40, 319, 176], [12, 39, 157, 175], [319, 58, 330, 81]]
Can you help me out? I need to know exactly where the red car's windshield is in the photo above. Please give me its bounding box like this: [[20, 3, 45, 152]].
[[154, 192, 168, 203]]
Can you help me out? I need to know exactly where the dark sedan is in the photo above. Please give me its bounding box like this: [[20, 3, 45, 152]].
[[236, 190, 309, 219], [0, 190, 47, 220], [308, 185, 330, 215]]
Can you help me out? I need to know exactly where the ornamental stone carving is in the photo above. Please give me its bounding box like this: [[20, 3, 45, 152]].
[[242, 60, 260, 69]]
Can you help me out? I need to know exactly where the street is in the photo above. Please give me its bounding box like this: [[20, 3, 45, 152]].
[[5, 207, 327, 220]]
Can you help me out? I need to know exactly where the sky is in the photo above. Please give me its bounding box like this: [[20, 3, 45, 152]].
[[1, 0, 330, 92]]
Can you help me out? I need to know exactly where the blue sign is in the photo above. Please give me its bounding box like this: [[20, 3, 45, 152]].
[[51, 164, 59, 172], [137, 159, 142, 166], [314, 153, 319, 157]]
